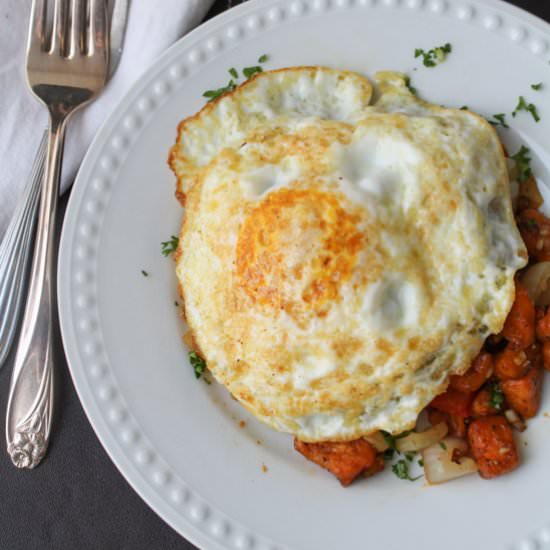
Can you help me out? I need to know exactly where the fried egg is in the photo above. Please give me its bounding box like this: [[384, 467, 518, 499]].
[[168, 67, 527, 441]]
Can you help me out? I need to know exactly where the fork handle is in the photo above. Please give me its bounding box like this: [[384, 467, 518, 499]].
[[0, 131, 47, 370], [6, 116, 66, 468]]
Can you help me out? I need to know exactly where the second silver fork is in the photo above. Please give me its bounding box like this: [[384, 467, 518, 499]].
[[5, 0, 109, 468]]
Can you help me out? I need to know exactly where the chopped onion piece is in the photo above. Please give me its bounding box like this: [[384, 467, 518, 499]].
[[521, 262, 550, 306], [421, 437, 478, 484], [505, 409, 526, 432], [396, 422, 448, 453], [364, 431, 389, 452]]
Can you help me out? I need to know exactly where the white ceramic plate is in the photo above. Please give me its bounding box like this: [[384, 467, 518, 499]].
[[58, 1, 550, 549]]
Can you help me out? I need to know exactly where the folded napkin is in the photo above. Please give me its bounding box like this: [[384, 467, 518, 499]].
[[0, 0, 214, 237]]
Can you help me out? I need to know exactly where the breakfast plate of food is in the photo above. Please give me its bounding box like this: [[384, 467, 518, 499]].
[[58, 0, 550, 549]]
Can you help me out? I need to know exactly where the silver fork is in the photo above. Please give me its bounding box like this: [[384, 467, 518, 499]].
[[6, 0, 109, 468], [0, 0, 127, 372]]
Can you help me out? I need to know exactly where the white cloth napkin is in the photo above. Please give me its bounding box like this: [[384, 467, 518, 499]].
[[0, 0, 214, 237]]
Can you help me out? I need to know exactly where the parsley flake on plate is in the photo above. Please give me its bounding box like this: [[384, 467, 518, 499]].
[[392, 459, 423, 481], [189, 351, 207, 380], [510, 145, 533, 183], [243, 65, 263, 79], [161, 235, 179, 257], [488, 113, 509, 128], [512, 95, 540, 122], [403, 75, 417, 95], [531, 82, 543, 91], [203, 79, 237, 102], [439, 441, 447, 450], [202, 55, 270, 101], [414, 43, 452, 68], [141, 270, 149, 277]]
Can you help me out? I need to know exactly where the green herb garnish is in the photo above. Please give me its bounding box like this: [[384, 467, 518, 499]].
[[381, 429, 413, 450], [531, 82, 543, 91], [489, 382, 505, 411], [510, 145, 532, 183], [392, 459, 423, 481], [141, 270, 149, 277], [203, 80, 237, 102], [404, 75, 417, 95], [243, 65, 263, 79], [189, 351, 207, 379], [488, 113, 509, 128], [405, 453, 415, 462], [258, 54, 269, 63], [414, 43, 452, 67], [418, 459, 424, 467], [439, 441, 447, 450], [512, 96, 540, 122], [229, 67, 239, 79], [460, 105, 469, 110], [161, 235, 179, 257]]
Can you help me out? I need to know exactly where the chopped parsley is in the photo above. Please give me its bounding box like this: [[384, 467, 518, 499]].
[[405, 453, 415, 462], [489, 382, 505, 411], [512, 96, 540, 122], [414, 43, 452, 68], [510, 145, 533, 183], [488, 113, 509, 128], [460, 105, 469, 110], [392, 459, 423, 481], [203, 80, 237, 102], [439, 441, 447, 450], [243, 65, 263, 79], [141, 270, 149, 277], [403, 75, 417, 95], [203, 55, 269, 101], [418, 459, 424, 467], [531, 82, 543, 91], [161, 235, 179, 256], [189, 351, 207, 379]]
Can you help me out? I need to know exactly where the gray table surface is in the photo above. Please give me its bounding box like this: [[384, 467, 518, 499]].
[[1, 1, 549, 549]]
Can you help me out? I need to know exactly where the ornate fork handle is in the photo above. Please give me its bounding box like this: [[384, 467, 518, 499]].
[[6, 116, 67, 468]]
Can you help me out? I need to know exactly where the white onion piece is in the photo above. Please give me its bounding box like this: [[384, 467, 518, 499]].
[[505, 409, 526, 432], [396, 422, 448, 453], [421, 437, 478, 484], [364, 431, 389, 452], [521, 262, 550, 306]]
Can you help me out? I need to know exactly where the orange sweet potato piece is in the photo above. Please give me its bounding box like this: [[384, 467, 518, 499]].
[[501, 366, 544, 419], [536, 307, 550, 341], [450, 352, 493, 393], [294, 438, 377, 486], [430, 387, 473, 417], [471, 389, 499, 417], [467, 416, 519, 479], [363, 454, 385, 479], [502, 281, 535, 350], [543, 341, 550, 372], [517, 209, 550, 262], [494, 345, 529, 380]]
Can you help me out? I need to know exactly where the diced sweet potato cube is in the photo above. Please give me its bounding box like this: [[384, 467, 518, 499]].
[[467, 416, 519, 479], [294, 438, 377, 486], [501, 366, 543, 419]]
